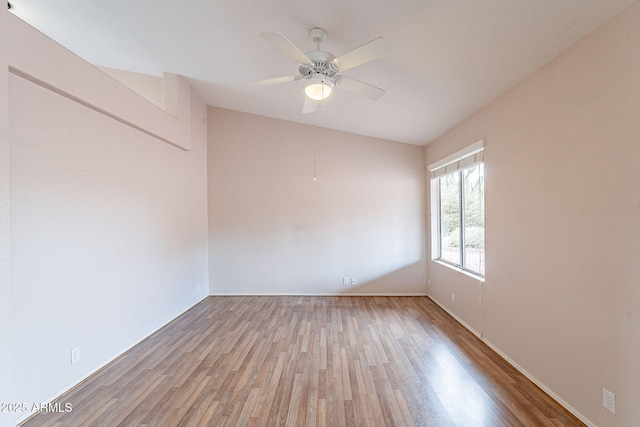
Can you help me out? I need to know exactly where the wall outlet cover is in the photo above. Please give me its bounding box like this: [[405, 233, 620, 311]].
[[71, 347, 80, 365], [603, 388, 615, 414]]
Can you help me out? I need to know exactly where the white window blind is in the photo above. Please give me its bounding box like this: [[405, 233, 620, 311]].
[[428, 139, 485, 179]]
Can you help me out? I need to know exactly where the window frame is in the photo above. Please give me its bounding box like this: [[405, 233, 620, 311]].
[[428, 140, 485, 280]]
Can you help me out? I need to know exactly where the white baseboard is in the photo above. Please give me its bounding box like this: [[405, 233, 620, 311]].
[[16, 294, 209, 426], [426, 293, 594, 427], [426, 293, 482, 338], [208, 292, 428, 296], [481, 338, 595, 427]]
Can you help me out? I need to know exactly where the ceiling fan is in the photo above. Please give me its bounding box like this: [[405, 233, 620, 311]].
[[248, 28, 392, 114]]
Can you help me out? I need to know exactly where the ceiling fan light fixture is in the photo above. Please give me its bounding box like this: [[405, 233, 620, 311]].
[[304, 75, 334, 101]]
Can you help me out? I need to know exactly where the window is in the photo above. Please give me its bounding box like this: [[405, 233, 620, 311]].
[[429, 141, 485, 278]]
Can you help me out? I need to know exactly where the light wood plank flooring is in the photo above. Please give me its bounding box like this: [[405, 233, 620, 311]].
[[23, 296, 585, 426]]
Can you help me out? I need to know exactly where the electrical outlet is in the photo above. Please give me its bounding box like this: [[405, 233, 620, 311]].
[[351, 277, 357, 286], [71, 347, 80, 365], [451, 293, 455, 304], [428, 278, 431, 287], [196, 282, 200, 291], [603, 388, 615, 414], [343, 277, 349, 286]]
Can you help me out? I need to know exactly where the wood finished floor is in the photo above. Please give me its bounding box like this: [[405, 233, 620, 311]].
[[23, 296, 585, 427]]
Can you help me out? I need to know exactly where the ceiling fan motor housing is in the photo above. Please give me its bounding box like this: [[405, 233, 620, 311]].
[[299, 50, 337, 78]]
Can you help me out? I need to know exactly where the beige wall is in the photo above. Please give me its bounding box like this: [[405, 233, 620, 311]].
[[98, 66, 164, 109], [208, 107, 427, 295], [0, 9, 13, 427], [8, 17, 209, 424], [425, 2, 640, 426]]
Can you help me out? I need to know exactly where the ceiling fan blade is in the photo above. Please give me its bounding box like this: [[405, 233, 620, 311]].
[[302, 97, 318, 114], [335, 76, 385, 100], [261, 32, 314, 66], [243, 76, 298, 87], [333, 37, 392, 72]]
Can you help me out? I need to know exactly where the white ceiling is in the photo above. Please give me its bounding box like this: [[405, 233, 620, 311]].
[[9, 0, 635, 145]]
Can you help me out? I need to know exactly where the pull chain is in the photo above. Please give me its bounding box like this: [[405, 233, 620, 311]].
[[312, 110, 317, 182]]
